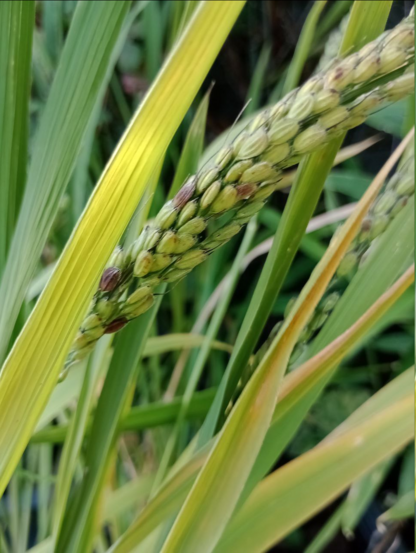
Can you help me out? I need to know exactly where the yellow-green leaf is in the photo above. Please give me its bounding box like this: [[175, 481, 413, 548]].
[[248, 264, 414, 491], [378, 490, 414, 522], [0, 0, 246, 497], [158, 127, 413, 553], [0, 0, 131, 360], [215, 379, 412, 553]]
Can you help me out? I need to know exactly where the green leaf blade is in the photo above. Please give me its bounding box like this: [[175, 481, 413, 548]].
[[0, 0, 246, 500], [216, 378, 413, 553], [0, 0, 132, 361], [0, 1, 35, 275]]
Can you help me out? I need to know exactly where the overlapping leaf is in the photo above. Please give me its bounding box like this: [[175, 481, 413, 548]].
[[0, 0, 246, 497]]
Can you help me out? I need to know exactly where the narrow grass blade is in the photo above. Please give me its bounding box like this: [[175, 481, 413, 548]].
[[304, 504, 345, 553], [378, 491, 414, 522], [215, 385, 413, 553], [0, 0, 246, 498], [18, 448, 38, 552], [7, 471, 19, 551], [37, 444, 52, 542], [245, 45, 271, 116], [153, 219, 257, 491], [43, 0, 63, 65], [0, 1, 131, 361], [282, 1, 327, 95], [56, 297, 164, 552], [51, 337, 112, 542], [143, 0, 163, 81], [341, 458, 394, 537], [398, 446, 414, 497], [32, 388, 216, 444], [312, 196, 415, 356], [0, 1, 34, 274], [169, 87, 211, 198], [144, 334, 232, 356], [70, 1, 150, 224]]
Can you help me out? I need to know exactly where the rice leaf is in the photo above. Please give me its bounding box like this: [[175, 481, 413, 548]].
[[312, 196, 415, 355], [109, 137, 413, 552], [282, 0, 327, 95], [69, 1, 150, 224], [169, 87, 211, 198], [340, 458, 394, 537], [378, 490, 414, 522], [0, 0, 131, 361], [215, 375, 413, 553], [51, 337, 112, 542], [56, 298, 164, 552], [43, 0, 63, 65], [245, 45, 271, 116], [32, 388, 216, 444], [0, 1, 34, 275], [0, 0, 246, 499]]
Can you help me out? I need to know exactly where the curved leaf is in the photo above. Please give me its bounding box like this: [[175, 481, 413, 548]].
[[0, 0, 246, 497]]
